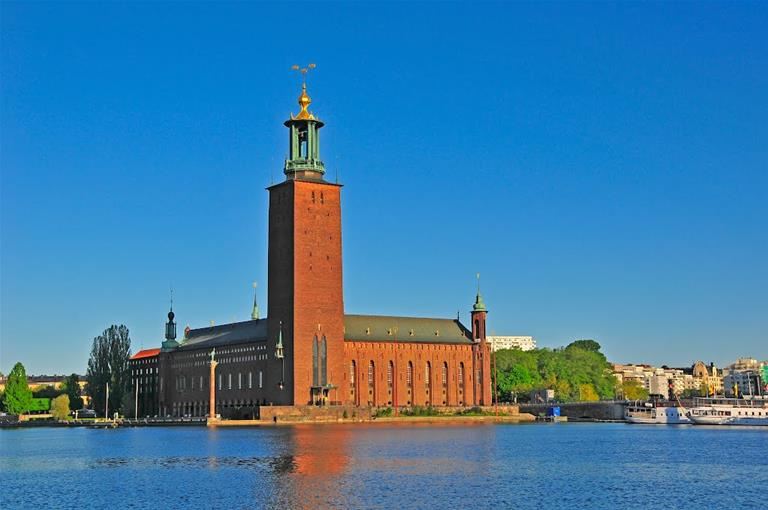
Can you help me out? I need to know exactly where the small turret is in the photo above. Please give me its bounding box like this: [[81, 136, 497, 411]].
[[161, 296, 179, 351]]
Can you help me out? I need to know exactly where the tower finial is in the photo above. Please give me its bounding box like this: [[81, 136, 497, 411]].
[[290, 63, 317, 120], [473, 272, 487, 312], [251, 281, 260, 320]]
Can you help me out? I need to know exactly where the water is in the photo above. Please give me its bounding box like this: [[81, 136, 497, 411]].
[[1, 422, 766, 509]]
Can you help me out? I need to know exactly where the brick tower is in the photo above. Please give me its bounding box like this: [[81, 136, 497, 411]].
[[267, 77, 345, 406], [471, 284, 491, 405]]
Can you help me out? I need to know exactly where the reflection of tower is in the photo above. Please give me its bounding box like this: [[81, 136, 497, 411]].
[[471, 276, 490, 405], [267, 72, 345, 405]]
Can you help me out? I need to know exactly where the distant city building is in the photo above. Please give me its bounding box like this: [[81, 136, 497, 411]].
[[722, 357, 766, 397], [487, 336, 536, 352], [612, 361, 724, 399]]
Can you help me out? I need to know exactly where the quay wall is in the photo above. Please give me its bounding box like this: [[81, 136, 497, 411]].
[[520, 402, 626, 421]]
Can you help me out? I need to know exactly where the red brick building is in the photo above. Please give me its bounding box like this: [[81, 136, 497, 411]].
[[136, 83, 491, 418]]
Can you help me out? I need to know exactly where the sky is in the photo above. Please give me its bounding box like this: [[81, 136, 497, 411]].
[[1, 2, 766, 375]]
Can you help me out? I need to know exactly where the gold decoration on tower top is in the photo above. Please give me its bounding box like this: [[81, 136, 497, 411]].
[[291, 63, 317, 120]]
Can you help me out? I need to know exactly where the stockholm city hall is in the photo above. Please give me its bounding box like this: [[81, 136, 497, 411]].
[[129, 73, 492, 419]]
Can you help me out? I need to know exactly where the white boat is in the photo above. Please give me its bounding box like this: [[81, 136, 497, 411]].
[[686, 397, 768, 426], [624, 402, 691, 424]]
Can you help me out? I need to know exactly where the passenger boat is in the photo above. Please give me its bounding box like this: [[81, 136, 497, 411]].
[[686, 397, 768, 426], [624, 402, 690, 424]]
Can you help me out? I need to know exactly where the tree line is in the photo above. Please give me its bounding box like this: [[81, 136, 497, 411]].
[[493, 339, 633, 402], [2, 324, 132, 418]]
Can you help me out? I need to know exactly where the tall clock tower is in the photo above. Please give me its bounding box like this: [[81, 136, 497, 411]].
[[267, 81, 346, 405]]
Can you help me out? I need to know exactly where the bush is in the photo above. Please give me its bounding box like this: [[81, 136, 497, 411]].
[[402, 405, 439, 417], [51, 395, 71, 421], [373, 407, 393, 418]]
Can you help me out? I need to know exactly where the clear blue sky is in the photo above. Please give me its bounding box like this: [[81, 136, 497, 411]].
[[2, 2, 766, 375]]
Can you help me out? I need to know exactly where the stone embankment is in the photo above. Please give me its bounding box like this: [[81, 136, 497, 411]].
[[520, 401, 626, 421], [208, 404, 534, 426]]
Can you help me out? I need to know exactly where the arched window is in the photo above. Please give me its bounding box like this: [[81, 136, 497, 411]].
[[350, 361, 357, 398], [442, 362, 449, 405], [458, 363, 465, 391], [442, 362, 448, 389], [368, 361, 376, 405], [425, 362, 432, 394], [320, 336, 327, 386], [312, 336, 319, 387], [387, 361, 394, 392], [407, 361, 413, 390], [474, 319, 480, 339]]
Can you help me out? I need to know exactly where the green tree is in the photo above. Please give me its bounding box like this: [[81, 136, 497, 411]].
[[3, 362, 33, 414], [566, 339, 602, 352], [622, 379, 649, 400], [579, 384, 600, 401], [51, 394, 71, 421], [32, 385, 65, 399], [62, 374, 84, 410], [85, 325, 132, 417]]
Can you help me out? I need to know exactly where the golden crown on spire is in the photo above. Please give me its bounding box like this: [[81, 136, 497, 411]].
[[291, 63, 317, 120]]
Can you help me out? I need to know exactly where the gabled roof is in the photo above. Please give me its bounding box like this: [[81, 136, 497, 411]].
[[343, 314, 473, 344], [178, 319, 268, 350], [130, 348, 161, 360]]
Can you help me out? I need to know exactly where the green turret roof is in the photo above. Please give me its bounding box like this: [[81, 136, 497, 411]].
[[473, 292, 487, 312]]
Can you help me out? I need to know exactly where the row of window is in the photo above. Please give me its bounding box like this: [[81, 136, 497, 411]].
[[351, 361, 469, 391]]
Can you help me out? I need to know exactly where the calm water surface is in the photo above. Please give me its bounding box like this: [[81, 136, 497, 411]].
[[1, 422, 766, 509]]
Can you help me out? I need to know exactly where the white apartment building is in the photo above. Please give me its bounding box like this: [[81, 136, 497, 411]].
[[487, 335, 536, 352]]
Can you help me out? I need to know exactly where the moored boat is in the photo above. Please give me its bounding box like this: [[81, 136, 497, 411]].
[[624, 402, 690, 424], [686, 397, 768, 426]]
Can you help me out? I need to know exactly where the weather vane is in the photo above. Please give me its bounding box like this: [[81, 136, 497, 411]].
[[291, 63, 316, 87]]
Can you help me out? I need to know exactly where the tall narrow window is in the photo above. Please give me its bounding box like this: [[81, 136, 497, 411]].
[[350, 361, 356, 396], [200, 375, 204, 390], [259, 370, 263, 389], [368, 361, 376, 405], [407, 362, 413, 390], [387, 361, 394, 391], [320, 336, 327, 386], [228, 373, 232, 390], [312, 336, 319, 387], [218, 374, 222, 391], [425, 362, 432, 393], [238, 373, 242, 390], [248, 372, 253, 389], [458, 363, 465, 390], [442, 362, 449, 404]]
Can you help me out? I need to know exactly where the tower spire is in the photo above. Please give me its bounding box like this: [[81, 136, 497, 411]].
[[251, 281, 260, 320], [284, 63, 325, 179], [162, 289, 179, 350], [473, 272, 486, 312]]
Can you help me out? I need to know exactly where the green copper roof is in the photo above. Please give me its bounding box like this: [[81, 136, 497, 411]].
[[473, 292, 487, 312], [343, 314, 473, 344]]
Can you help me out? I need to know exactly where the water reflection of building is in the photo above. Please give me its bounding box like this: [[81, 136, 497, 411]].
[[131, 80, 492, 418], [263, 425, 355, 510]]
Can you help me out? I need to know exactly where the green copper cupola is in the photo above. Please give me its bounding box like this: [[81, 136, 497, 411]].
[[284, 82, 325, 180]]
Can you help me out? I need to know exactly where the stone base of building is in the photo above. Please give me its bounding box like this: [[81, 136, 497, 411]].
[[258, 405, 372, 423]]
